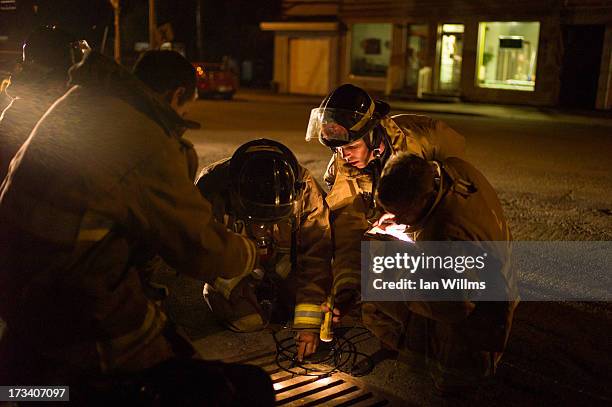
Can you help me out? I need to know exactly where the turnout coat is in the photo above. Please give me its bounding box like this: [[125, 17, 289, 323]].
[[197, 159, 332, 332], [323, 114, 466, 296], [0, 51, 256, 382], [362, 157, 519, 389]]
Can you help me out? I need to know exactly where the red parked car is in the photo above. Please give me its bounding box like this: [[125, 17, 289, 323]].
[[193, 62, 238, 100]]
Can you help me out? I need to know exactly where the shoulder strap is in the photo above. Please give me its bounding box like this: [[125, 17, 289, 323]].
[[441, 161, 477, 197]]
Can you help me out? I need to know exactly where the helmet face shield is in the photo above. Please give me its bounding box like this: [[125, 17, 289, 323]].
[[305, 105, 376, 148], [236, 156, 298, 222], [321, 122, 349, 143], [230, 139, 302, 224]]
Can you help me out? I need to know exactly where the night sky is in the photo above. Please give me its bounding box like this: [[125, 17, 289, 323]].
[[0, 0, 280, 76]]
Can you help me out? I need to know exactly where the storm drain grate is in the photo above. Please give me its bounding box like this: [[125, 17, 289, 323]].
[[224, 350, 389, 406]]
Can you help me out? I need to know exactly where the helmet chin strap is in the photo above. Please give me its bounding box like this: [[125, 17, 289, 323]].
[[366, 125, 388, 160]]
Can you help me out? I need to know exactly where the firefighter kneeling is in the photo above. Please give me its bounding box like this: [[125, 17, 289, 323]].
[[197, 139, 332, 361], [327, 153, 519, 396]]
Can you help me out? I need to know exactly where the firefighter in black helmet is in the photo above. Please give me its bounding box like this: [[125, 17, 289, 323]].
[[228, 139, 302, 223], [306, 84, 390, 152], [306, 84, 466, 318], [198, 139, 332, 361], [1, 25, 89, 182]]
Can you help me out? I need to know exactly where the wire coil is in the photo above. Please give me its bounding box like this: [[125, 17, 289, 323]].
[[272, 326, 375, 377]]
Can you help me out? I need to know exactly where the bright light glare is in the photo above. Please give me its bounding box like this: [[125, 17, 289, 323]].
[[367, 223, 413, 242], [317, 377, 332, 385]]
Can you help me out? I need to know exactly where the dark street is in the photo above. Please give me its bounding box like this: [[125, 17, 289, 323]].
[[152, 90, 612, 405], [1, 1, 612, 406]]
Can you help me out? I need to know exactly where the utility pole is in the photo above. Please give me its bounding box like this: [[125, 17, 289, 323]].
[[195, 0, 203, 60], [109, 0, 121, 64], [148, 0, 157, 49]]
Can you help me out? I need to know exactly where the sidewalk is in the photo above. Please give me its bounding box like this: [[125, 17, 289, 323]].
[[236, 88, 612, 127]]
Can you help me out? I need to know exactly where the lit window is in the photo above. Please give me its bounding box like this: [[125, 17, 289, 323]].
[[350, 23, 392, 77], [442, 24, 464, 34], [476, 21, 540, 91], [439, 24, 464, 92]]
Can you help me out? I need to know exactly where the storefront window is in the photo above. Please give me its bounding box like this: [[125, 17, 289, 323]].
[[476, 22, 540, 91], [350, 23, 392, 77]]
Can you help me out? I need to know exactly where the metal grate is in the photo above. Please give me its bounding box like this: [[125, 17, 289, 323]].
[[224, 350, 390, 406]]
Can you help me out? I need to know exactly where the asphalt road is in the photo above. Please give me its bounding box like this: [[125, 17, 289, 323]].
[[162, 93, 612, 405]]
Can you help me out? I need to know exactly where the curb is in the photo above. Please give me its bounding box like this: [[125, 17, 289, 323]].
[[233, 90, 612, 127]]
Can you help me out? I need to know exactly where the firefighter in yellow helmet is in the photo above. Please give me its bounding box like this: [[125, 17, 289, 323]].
[[305, 84, 466, 312], [197, 139, 332, 361]]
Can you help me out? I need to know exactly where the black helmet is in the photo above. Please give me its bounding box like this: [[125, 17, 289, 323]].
[[229, 139, 303, 223], [305, 84, 390, 148], [21, 26, 89, 77]]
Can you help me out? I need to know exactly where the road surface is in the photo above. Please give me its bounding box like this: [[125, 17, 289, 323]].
[[157, 92, 612, 405]]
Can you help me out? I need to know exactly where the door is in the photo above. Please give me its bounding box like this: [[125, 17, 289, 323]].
[[289, 38, 330, 95], [438, 24, 464, 94], [559, 25, 605, 109], [405, 24, 429, 91]]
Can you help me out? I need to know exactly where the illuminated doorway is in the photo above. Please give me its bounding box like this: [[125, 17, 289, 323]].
[[405, 24, 429, 91], [438, 24, 464, 93], [289, 37, 330, 95]]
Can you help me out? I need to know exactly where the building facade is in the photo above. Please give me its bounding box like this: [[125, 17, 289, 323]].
[[261, 0, 612, 109]]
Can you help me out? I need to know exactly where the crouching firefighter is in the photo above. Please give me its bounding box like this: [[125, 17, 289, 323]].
[[197, 139, 332, 361], [367, 153, 519, 395], [305, 84, 466, 315]]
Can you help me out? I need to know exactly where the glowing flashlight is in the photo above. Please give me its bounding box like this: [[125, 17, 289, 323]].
[[319, 295, 334, 342]]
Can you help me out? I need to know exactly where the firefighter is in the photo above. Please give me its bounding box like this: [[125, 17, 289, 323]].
[[197, 139, 332, 361], [305, 84, 466, 313], [131, 50, 202, 301], [0, 49, 273, 404], [366, 153, 519, 394], [0, 25, 88, 182], [133, 50, 201, 181]]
